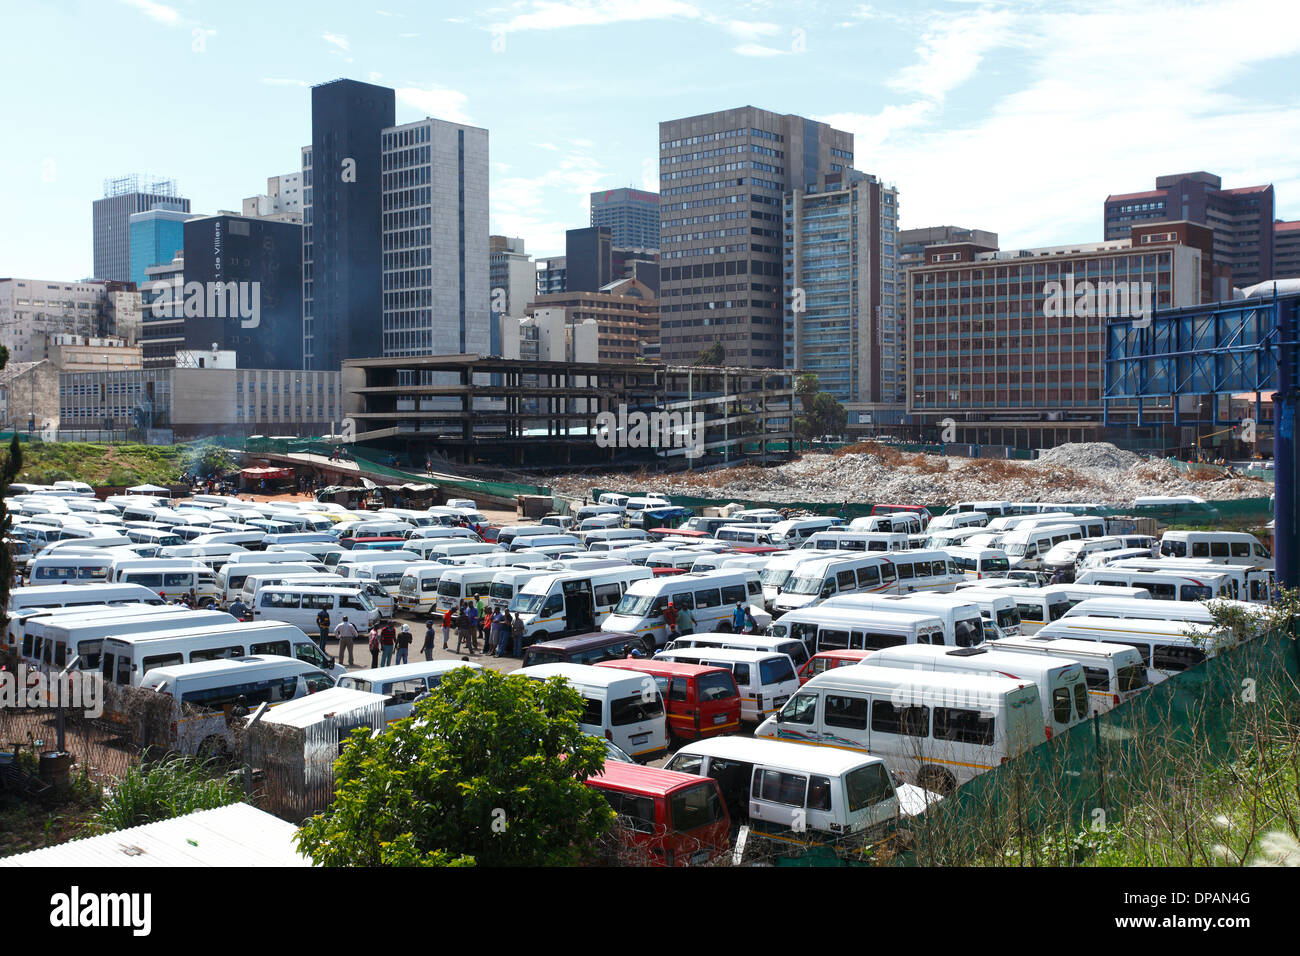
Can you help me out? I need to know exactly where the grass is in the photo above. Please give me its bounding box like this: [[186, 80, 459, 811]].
[[14, 441, 233, 487], [89, 756, 242, 834], [0, 767, 102, 858]]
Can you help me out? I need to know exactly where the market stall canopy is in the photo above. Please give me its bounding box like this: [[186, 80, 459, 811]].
[[125, 484, 171, 496], [240, 466, 295, 480]]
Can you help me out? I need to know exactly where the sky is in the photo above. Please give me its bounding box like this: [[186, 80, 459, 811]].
[[2, 0, 1299, 279]]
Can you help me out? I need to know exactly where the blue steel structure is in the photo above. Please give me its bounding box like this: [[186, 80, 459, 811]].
[[1103, 291, 1300, 588]]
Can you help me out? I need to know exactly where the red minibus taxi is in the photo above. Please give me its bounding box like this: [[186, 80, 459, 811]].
[[586, 761, 731, 866], [596, 659, 741, 739], [797, 649, 874, 685]]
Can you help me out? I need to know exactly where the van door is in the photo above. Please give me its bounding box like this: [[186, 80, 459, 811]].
[[563, 578, 595, 633], [844, 761, 900, 839]]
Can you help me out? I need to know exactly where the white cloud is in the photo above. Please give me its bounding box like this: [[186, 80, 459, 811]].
[[396, 86, 473, 124], [322, 32, 351, 52], [491, 146, 609, 257], [119, 0, 182, 26], [823, 0, 1300, 247], [491, 0, 702, 33]]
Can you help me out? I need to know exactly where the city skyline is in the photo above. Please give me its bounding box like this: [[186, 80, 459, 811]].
[[3, 0, 1299, 281]]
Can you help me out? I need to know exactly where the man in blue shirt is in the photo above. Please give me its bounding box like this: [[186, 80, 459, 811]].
[[731, 602, 746, 631]]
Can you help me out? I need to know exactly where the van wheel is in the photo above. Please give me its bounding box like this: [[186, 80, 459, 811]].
[[198, 597, 216, 609], [917, 766, 956, 796], [197, 735, 230, 763]]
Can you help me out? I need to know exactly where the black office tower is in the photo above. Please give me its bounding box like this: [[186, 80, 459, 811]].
[[565, 226, 613, 292], [182, 215, 303, 368], [303, 79, 395, 370]]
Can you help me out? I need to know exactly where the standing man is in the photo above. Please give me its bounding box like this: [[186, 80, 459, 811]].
[[511, 612, 526, 659], [442, 605, 454, 650], [422, 619, 437, 661], [379, 619, 397, 667], [334, 615, 358, 666], [731, 602, 747, 632], [315, 606, 332, 653], [676, 602, 693, 637], [395, 623, 412, 665], [663, 600, 679, 641]]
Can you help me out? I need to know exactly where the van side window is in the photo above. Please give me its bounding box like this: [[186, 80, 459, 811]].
[[602, 791, 656, 834], [1153, 644, 1206, 673], [388, 678, 426, 704], [824, 694, 868, 730], [594, 583, 622, 607], [807, 775, 833, 811], [934, 707, 995, 745], [880, 564, 896, 583], [846, 763, 893, 811], [897, 562, 914, 580], [747, 580, 761, 596], [862, 631, 906, 651], [580, 697, 603, 726], [1210, 542, 1229, 558], [757, 769, 807, 807], [693, 588, 722, 609], [190, 646, 244, 663], [721, 584, 746, 605], [1192, 542, 1209, 557], [819, 628, 850, 651], [1231, 542, 1250, 557], [142, 653, 183, 674], [857, 565, 880, 587], [1118, 641, 1152, 665], [251, 640, 291, 657], [871, 701, 929, 737], [1083, 666, 1110, 690], [669, 677, 689, 702]]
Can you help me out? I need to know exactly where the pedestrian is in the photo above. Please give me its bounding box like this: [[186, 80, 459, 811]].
[[731, 602, 747, 632], [511, 611, 526, 658], [422, 619, 436, 661], [663, 600, 679, 640], [457, 604, 477, 655], [676, 603, 693, 636], [227, 597, 249, 622], [477, 595, 491, 648], [378, 619, 396, 667], [368, 625, 382, 668], [442, 605, 453, 650], [334, 615, 358, 666], [315, 606, 332, 652], [493, 607, 510, 657], [395, 623, 412, 665], [742, 606, 758, 635]]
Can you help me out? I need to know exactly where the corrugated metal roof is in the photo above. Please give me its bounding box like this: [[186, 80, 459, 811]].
[[260, 686, 386, 729], [0, 803, 311, 867]]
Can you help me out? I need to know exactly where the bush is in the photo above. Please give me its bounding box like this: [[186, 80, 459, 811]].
[[89, 757, 241, 834]]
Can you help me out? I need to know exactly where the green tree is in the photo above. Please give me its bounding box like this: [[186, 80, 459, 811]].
[[295, 668, 616, 867], [793, 373, 847, 442], [694, 342, 726, 366]]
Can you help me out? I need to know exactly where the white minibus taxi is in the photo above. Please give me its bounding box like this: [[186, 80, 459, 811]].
[[801, 531, 910, 553], [1159, 530, 1272, 570], [867, 643, 1088, 740], [217, 562, 320, 605], [250, 585, 383, 632], [988, 634, 1150, 715], [518, 662, 668, 761], [770, 550, 959, 616], [662, 632, 811, 670], [342, 560, 414, 598], [757, 666, 1045, 794], [338, 661, 483, 722], [26, 553, 115, 585], [510, 565, 655, 644], [26, 607, 235, 671], [602, 569, 767, 648], [274, 573, 395, 619], [395, 563, 454, 615], [1073, 567, 1233, 602], [1063, 596, 1266, 633], [487, 566, 553, 611], [137, 655, 337, 757], [102, 622, 344, 686], [759, 550, 829, 609], [652, 647, 800, 723], [664, 736, 927, 846], [943, 546, 1011, 581], [820, 593, 986, 648], [1035, 615, 1222, 685], [767, 606, 946, 653], [927, 511, 989, 532], [434, 565, 500, 612]]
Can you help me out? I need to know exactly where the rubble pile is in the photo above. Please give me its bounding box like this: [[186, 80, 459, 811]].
[[546, 442, 1270, 507]]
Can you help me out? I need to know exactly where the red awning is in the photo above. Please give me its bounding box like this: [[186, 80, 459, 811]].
[[240, 467, 295, 480]]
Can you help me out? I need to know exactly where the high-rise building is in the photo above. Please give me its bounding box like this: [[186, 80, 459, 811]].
[[565, 226, 613, 293], [590, 187, 660, 251], [784, 170, 899, 419], [1104, 172, 1276, 287], [128, 208, 201, 288], [898, 226, 998, 272], [537, 256, 567, 296], [302, 79, 395, 370], [379, 116, 490, 356], [527, 277, 659, 363], [93, 175, 190, 283], [1274, 221, 1300, 281], [658, 106, 853, 366], [490, 236, 535, 355], [906, 222, 1225, 448], [140, 253, 185, 368], [180, 214, 303, 369], [243, 173, 305, 222]]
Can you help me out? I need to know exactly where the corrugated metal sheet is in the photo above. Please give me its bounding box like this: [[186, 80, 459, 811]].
[[260, 687, 387, 729], [0, 803, 311, 867]]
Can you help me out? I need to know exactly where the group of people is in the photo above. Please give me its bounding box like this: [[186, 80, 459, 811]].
[[440, 599, 526, 659], [662, 599, 760, 639]]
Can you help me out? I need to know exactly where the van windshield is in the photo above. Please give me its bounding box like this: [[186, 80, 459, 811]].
[[760, 568, 793, 587], [671, 783, 725, 833], [785, 574, 824, 596], [511, 592, 547, 614], [1117, 664, 1148, 693], [698, 672, 737, 701], [614, 593, 655, 616]]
